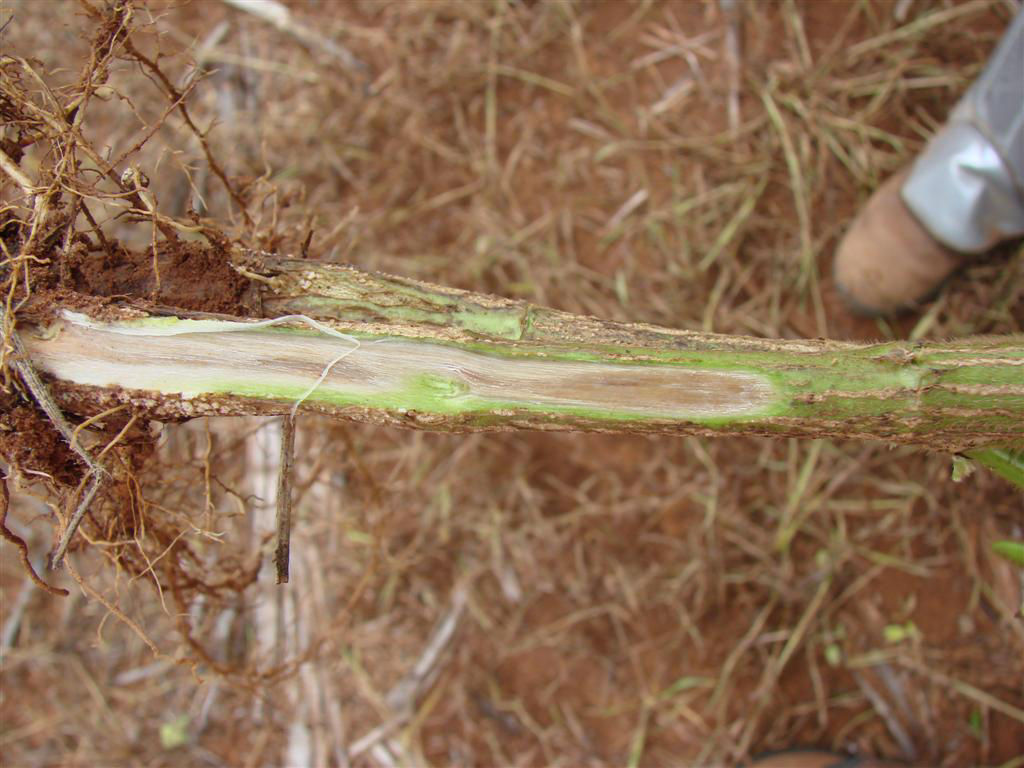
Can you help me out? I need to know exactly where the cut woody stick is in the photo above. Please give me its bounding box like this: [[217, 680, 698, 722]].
[[18, 257, 1024, 453]]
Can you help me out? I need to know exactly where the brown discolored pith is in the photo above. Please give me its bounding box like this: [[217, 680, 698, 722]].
[[23, 317, 776, 420]]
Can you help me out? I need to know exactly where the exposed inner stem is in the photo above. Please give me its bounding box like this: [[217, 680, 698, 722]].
[[25, 313, 777, 421], [17, 286, 1024, 452]]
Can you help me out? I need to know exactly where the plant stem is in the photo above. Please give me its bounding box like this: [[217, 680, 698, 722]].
[[19, 258, 1024, 452]]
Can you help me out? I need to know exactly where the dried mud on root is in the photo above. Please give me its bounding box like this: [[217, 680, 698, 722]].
[[0, 1, 253, 598], [16, 236, 251, 324]]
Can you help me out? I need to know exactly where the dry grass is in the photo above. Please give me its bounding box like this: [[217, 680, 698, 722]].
[[1, 0, 1022, 766]]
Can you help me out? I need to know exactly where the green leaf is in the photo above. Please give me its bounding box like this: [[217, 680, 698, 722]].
[[966, 449, 1024, 490], [159, 714, 190, 750], [344, 528, 374, 546], [968, 708, 983, 739], [883, 621, 919, 644], [992, 540, 1024, 568], [824, 643, 842, 668], [659, 675, 714, 699]]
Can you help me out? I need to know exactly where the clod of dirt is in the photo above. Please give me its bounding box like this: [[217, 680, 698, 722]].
[[65, 238, 250, 316], [0, 397, 83, 487]]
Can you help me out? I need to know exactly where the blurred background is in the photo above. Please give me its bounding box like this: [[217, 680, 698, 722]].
[[1, 0, 1022, 765]]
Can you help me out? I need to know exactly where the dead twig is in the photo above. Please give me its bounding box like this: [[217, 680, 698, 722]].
[[5, 328, 101, 475], [50, 470, 105, 570], [899, 656, 1024, 726], [119, 36, 255, 228], [349, 585, 468, 758], [719, 0, 743, 132], [3, 326, 108, 568], [852, 668, 918, 761], [274, 416, 295, 584], [220, 0, 365, 73], [0, 145, 36, 194], [9, 327, 119, 571]]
